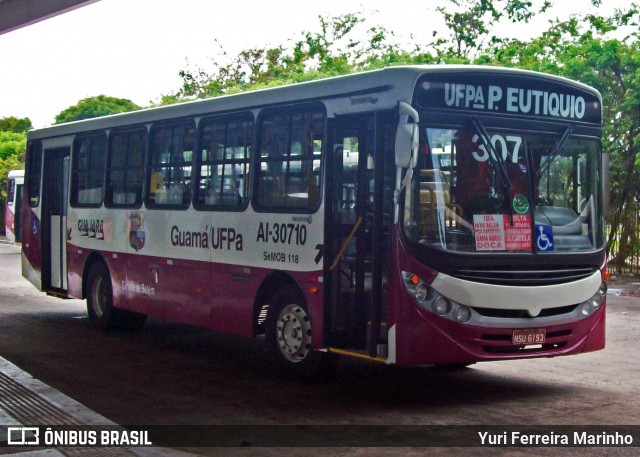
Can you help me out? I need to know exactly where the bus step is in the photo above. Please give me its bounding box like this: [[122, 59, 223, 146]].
[[327, 347, 387, 363], [45, 289, 71, 299]]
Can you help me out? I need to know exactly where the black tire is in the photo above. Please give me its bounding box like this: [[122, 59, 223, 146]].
[[86, 262, 146, 332], [265, 285, 336, 379], [117, 307, 147, 332]]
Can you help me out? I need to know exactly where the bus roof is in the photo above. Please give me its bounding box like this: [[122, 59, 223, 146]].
[[27, 65, 602, 140]]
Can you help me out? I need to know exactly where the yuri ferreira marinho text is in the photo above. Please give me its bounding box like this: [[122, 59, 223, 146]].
[[478, 431, 634, 446]]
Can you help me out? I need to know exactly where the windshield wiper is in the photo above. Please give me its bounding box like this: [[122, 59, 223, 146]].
[[469, 118, 513, 214], [537, 126, 573, 177]]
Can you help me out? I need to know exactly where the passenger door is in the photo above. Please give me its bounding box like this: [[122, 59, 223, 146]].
[[325, 112, 394, 355], [41, 147, 70, 292]]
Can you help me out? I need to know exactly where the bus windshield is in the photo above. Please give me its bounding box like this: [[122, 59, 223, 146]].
[[403, 125, 605, 253]]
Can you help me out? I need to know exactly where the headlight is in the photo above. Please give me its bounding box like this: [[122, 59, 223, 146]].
[[434, 297, 451, 315], [598, 281, 607, 296], [402, 271, 474, 325], [415, 284, 429, 301], [581, 302, 592, 316], [454, 306, 471, 323], [591, 293, 603, 309], [402, 272, 434, 311]]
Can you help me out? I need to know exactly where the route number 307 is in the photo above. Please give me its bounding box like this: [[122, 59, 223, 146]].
[[471, 134, 522, 163]]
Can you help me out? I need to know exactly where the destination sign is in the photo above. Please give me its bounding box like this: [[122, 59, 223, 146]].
[[415, 72, 601, 124]]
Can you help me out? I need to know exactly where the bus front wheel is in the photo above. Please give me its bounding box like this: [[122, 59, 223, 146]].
[[266, 286, 335, 379], [86, 262, 146, 332]]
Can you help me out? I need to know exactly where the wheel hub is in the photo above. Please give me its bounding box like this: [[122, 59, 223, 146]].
[[276, 304, 312, 363]]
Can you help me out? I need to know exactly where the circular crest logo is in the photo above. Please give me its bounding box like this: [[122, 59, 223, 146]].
[[513, 194, 529, 214]]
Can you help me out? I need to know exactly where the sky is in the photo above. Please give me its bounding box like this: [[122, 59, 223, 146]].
[[0, 0, 632, 128]]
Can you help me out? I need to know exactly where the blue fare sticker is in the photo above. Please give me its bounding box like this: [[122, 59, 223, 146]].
[[535, 223, 554, 252]]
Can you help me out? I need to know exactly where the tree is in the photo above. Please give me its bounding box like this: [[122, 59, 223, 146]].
[[0, 116, 32, 134], [54, 95, 141, 124], [430, 0, 551, 62], [161, 12, 407, 103], [0, 131, 23, 188]]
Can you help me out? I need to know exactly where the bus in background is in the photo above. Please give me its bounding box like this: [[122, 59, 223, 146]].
[[20, 66, 607, 376], [5, 169, 24, 243]]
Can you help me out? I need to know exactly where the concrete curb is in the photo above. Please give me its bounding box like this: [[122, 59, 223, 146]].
[[0, 356, 197, 456]]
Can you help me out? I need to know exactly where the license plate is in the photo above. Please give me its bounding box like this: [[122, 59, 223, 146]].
[[512, 329, 546, 345]]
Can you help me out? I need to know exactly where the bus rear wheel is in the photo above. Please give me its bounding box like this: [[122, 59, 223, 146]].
[[266, 286, 335, 379], [86, 262, 146, 332]]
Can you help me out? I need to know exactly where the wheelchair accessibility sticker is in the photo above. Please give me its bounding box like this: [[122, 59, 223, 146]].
[[535, 223, 554, 252]]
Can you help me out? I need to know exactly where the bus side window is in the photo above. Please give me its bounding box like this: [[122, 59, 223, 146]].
[[71, 133, 107, 207], [147, 122, 194, 208], [255, 106, 324, 211], [195, 115, 252, 209], [106, 128, 146, 207]]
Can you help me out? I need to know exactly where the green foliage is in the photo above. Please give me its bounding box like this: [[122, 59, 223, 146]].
[[161, 1, 558, 104], [0, 116, 32, 134], [54, 95, 141, 124], [0, 131, 25, 162], [159, 12, 408, 103]]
